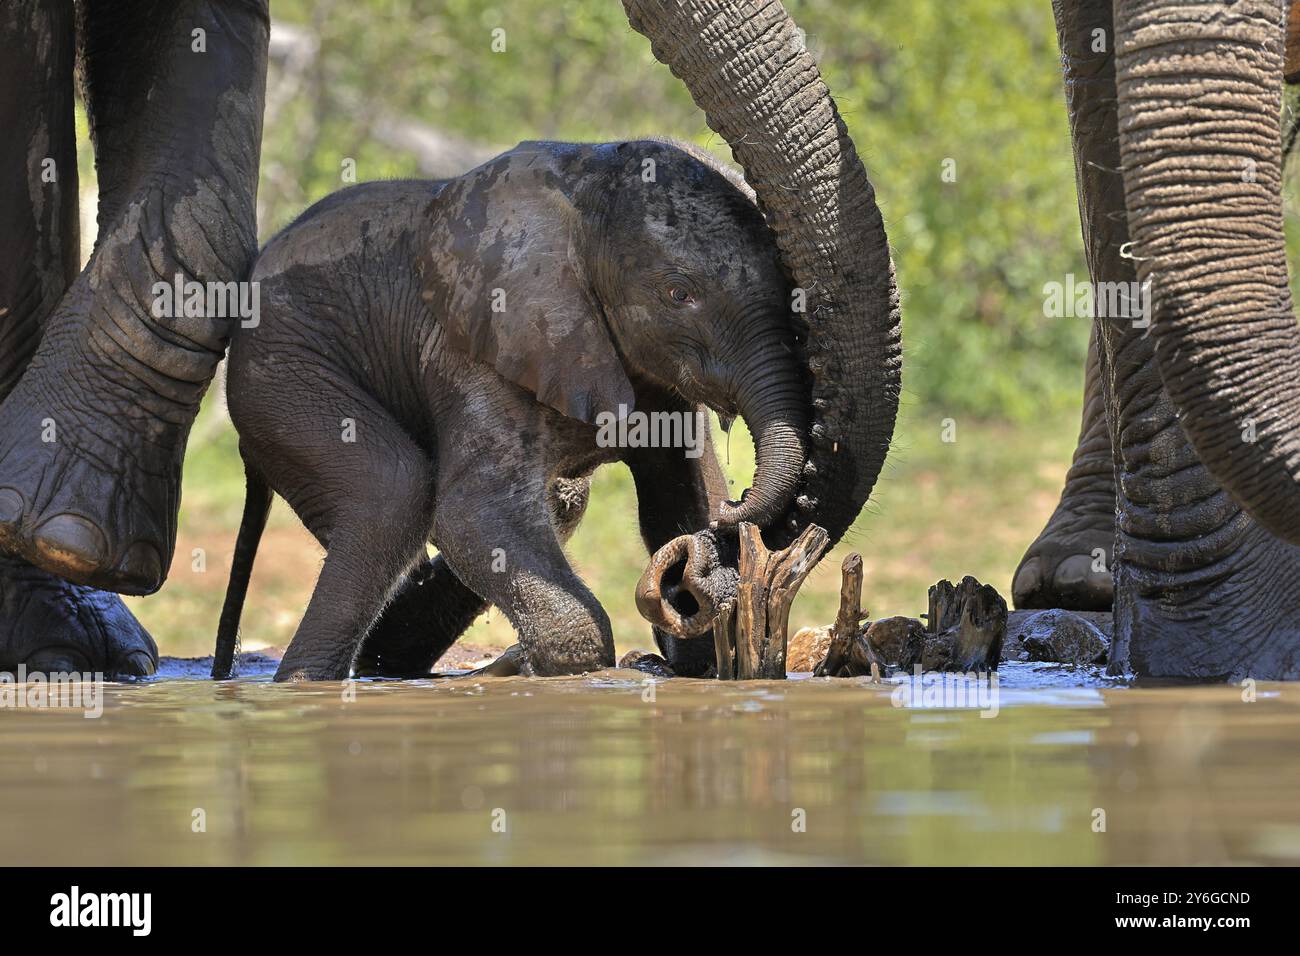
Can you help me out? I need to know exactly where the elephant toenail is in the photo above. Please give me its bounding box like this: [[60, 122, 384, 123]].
[[32, 514, 109, 577], [1012, 557, 1042, 601], [121, 650, 158, 677], [1054, 554, 1095, 589], [0, 488, 23, 525], [117, 542, 164, 594], [26, 647, 92, 674]]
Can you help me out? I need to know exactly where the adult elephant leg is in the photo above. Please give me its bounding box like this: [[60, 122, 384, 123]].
[[1013, 324, 1116, 610], [0, 0, 155, 676], [1057, 0, 1300, 679], [0, 0, 269, 595], [0, 0, 79, 391]]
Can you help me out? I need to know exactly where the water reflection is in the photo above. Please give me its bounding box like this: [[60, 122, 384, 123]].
[[0, 667, 1295, 865]]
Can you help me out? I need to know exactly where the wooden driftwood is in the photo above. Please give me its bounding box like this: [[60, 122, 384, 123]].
[[713, 522, 829, 680], [813, 553, 882, 680], [713, 600, 736, 681], [813, 568, 1006, 678], [922, 576, 1007, 672]]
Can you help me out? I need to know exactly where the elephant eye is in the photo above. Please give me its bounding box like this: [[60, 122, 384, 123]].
[[668, 286, 696, 306]]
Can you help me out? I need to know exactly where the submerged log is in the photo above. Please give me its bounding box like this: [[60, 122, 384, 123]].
[[618, 649, 677, 678], [922, 576, 1007, 671], [814, 572, 1003, 678], [788, 624, 833, 671], [814, 553, 882, 679], [714, 522, 830, 680]]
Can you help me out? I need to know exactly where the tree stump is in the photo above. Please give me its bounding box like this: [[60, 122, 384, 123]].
[[922, 576, 1007, 671], [713, 522, 829, 680], [813, 553, 882, 679]]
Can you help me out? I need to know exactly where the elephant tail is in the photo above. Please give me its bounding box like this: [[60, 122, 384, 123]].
[[212, 451, 273, 679]]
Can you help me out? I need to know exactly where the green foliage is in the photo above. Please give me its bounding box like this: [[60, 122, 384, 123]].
[[801, 0, 1091, 420], [263, 0, 1093, 422]]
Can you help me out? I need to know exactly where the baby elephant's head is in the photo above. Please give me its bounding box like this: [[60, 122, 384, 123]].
[[424, 139, 806, 528], [590, 140, 807, 528]]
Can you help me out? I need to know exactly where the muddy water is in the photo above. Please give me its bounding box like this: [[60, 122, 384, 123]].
[[0, 661, 1296, 865]]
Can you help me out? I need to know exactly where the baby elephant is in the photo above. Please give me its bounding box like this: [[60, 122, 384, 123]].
[[214, 139, 807, 681]]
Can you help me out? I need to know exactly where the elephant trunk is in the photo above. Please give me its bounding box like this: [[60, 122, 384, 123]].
[[716, 347, 807, 528], [623, 0, 900, 550], [1114, 0, 1300, 545]]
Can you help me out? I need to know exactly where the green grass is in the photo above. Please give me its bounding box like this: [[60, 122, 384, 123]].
[[125, 381, 1081, 660]]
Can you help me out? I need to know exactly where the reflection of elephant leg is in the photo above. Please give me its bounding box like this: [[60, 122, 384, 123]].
[[1013, 324, 1116, 610], [628, 408, 727, 676], [355, 476, 592, 677], [432, 457, 613, 677], [1056, 0, 1300, 678], [0, 1, 156, 677], [0, 0, 269, 596]]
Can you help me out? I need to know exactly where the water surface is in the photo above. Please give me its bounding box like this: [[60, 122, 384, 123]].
[[1, 661, 1295, 865]]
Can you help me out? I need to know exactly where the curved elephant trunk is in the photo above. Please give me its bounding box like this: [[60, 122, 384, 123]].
[[636, 533, 729, 636], [1113, 0, 1300, 544], [716, 350, 807, 528], [623, 0, 901, 550]]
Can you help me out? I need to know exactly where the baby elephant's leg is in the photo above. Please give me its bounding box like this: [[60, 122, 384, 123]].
[[237, 373, 435, 682], [434, 471, 612, 676], [353, 555, 487, 676], [274, 453, 433, 680], [357, 475, 591, 676]]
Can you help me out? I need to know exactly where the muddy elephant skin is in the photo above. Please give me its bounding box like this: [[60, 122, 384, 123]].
[[219, 140, 820, 680], [1000, 0, 1300, 681], [0, 0, 268, 674]]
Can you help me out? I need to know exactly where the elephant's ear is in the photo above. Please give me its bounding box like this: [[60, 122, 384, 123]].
[[419, 142, 634, 424]]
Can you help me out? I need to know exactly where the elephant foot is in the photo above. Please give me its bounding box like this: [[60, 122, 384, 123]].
[[1114, 542, 1300, 682], [466, 644, 527, 677], [1013, 483, 1114, 612], [1015, 321, 1115, 612], [0, 555, 157, 677], [1012, 529, 1113, 611], [0, 320, 196, 595]]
